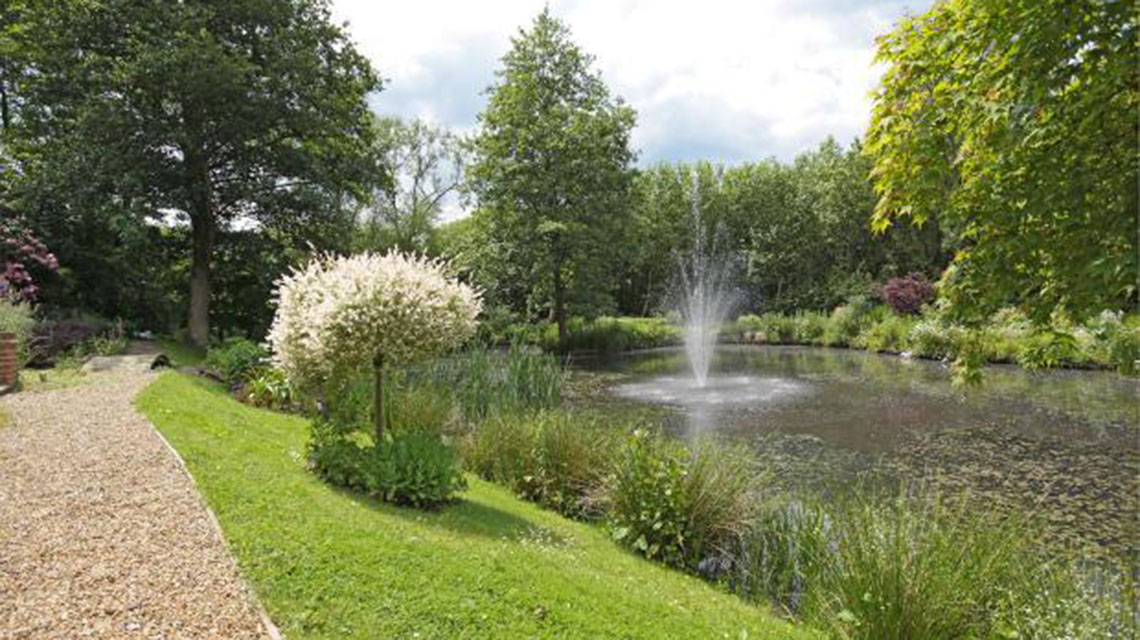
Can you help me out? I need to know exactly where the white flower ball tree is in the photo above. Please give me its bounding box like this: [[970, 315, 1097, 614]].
[[268, 251, 481, 441]]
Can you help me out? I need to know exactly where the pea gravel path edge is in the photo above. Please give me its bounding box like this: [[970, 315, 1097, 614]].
[[0, 362, 280, 639]]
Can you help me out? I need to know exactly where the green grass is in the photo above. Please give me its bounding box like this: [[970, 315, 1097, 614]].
[[158, 337, 207, 367], [18, 366, 90, 392], [136, 372, 816, 640]]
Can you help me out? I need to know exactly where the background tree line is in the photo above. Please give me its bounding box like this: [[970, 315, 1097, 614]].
[[0, 0, 1134, 349]]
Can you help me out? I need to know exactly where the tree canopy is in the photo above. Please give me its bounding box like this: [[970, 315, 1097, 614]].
[[466, 9, 637, 344], [5, 0, 382, 344], [865, 0, 1138, 322]]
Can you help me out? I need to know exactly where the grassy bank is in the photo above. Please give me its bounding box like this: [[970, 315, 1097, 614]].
[[136, 372, 814, 639]]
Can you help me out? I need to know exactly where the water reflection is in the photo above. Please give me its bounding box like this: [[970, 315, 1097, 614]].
[[593, 345, 1139, 452]]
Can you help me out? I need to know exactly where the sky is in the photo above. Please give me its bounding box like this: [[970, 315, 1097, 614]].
[[329, 0, 932, 212]]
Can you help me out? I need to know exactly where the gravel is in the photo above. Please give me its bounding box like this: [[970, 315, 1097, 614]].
[[0, 365, 273, 639]]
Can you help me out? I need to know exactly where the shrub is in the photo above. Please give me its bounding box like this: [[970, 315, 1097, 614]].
[[881, 273, 935, 315], [465, 410, 619, 518], [27, 318, 106, 365], [824, 297, 876, 347], [242, 367, 298, 411], [604, 431, 757, 570], [1088, 311, 1140, 375], [309, 420, 465, 508], [1017, 330, 1081, 370], [0, 298, 34, 365], [539, 316, 680, 353], [205, 337, 268, 387], [856, 314, 914, 353], [792, 312, 828, 345]]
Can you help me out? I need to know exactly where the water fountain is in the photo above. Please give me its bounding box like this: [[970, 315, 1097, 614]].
[[676, 175, 735, 387], [612, 173, 811, 418]]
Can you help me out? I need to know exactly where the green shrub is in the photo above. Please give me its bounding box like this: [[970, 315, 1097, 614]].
[[792, 312, 828, 345], [824, 298, 877, 347], [1018, 330, 1081, 370], [309, 420, 465, 508], [0, 299, 35, 365], [856, 314, 914, 353], [1088, 311, 1140, 375], [539, 316, 681, 353], [205, 337, 267, 386], [604, 431, 757, 570], [242, 367, 298, 411], [465, 410, 620, 518]]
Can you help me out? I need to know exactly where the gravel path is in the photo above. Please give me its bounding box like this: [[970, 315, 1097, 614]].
[[0, 364, 273, 638]]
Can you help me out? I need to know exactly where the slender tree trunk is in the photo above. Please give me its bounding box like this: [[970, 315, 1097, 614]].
[[187, 153, 214, 348], [373, 354, 385, 442], [553, 261, 567, 348], [0, 81, 9, 132]]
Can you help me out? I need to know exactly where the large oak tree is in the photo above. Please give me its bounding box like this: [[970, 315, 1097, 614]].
[[6, 0, 381, 345]]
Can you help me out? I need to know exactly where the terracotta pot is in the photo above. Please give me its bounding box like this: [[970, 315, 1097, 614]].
[[0, 332, 17, 387]]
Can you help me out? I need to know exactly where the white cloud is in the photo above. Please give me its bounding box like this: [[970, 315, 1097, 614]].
[[331, 0, 929, 174]]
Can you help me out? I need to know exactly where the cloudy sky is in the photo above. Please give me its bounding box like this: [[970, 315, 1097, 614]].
[[330, 0, 932, 166]]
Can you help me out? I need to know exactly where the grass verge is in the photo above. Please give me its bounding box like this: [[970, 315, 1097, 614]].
[[158, 337, 207, 368], [136, 372, 816, 640]]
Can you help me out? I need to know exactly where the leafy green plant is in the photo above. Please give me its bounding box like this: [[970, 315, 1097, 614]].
[[309, 419, 465, 508], [604, 431, 757, 570], [855, 314, 914, 353], [1018, 330, 1081, 370], [0, 298, 35, 365], [242, 367, 298, 411], [792, 312, 829, 345], [824, 297, 877, 347], [205, 337, 268, 386]]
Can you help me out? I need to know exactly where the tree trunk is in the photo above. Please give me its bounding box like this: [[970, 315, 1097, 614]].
[[553, 262, 567, 348], [187, 154, 214, 348], [373, 354, 385, 442]]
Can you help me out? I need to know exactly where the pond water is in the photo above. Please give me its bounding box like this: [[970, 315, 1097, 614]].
[[578, 345, 1140, 557]]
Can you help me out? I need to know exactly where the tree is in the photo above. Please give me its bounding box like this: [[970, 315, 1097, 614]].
[[466, 9, 636, 345], [7, 0, 381, 345], [357, 117, 465, 254], [865, 0, 1138, 323], [268, 252, 481, 440]]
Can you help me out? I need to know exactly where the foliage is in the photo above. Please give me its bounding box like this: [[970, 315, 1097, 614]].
[[268, 251, 481, 389], [205, 337, 268, 387], [855, 313, 914, 353], [0, 217, 57, 302], [881, 273, 934, 316], [464, 410, 621, 519], [1017, 330, 1081, 371], [0, 297, 34, 364], [309, 419, 466, 509], [27, 315, 115, 365], [537, 316, 681, 353], [604, 431, 757, 571], [241, 367, 298, 411], [7, 0, 381, 345], [356, 117, 464, 254], [823, 298, 878, 347], [409, 345, 562, 423], [866, 0, 1138, 322], [137, 372, 812, 638], [466, 9, 637, 344]]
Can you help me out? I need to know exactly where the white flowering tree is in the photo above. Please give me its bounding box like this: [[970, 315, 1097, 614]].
[[268, 251, 481, 440]]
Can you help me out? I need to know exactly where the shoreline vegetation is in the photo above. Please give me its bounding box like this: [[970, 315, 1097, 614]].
[[483, 306, 1140, 378], [169, 336, 1138, 639]]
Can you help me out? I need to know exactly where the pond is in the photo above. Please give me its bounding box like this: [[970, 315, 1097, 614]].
[[577, 345, 1140, 558]]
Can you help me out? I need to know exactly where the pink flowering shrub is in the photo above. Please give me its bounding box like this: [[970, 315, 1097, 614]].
[[268, 251, 482, 388], [0, 219, 58, 302]]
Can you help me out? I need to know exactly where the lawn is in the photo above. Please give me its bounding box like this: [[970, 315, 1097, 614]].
[[136, 372, 816, 640]]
